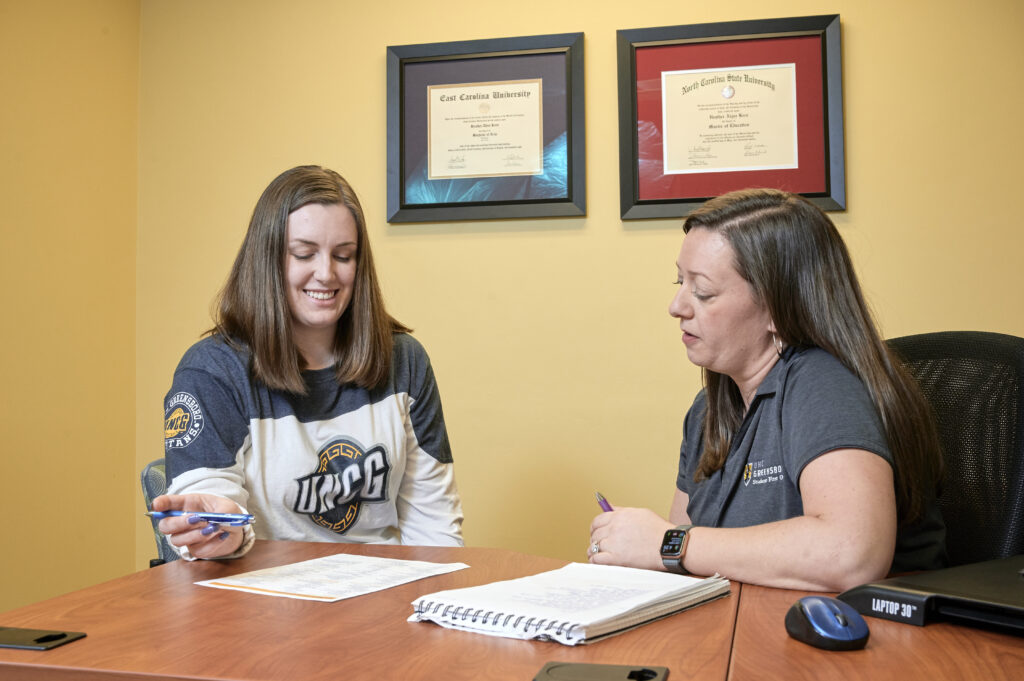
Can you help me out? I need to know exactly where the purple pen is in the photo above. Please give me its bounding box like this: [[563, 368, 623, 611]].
[[595, 491, 613, 512]]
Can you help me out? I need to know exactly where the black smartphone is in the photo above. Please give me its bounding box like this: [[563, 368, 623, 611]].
[[534, 662, 669, 681], [0, 627, 87, 650]]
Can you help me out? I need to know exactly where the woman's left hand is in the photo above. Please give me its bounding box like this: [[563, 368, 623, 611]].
[[588, 507, 675, 570]]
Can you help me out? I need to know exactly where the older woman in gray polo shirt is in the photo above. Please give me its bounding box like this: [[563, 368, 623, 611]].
[[588, 189, 945, 592]]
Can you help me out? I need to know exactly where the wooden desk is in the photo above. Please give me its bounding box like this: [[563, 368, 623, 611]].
[[0, 541, 738, 681], [5, 541, 1022, 681], [730, 584, 1024, 681]]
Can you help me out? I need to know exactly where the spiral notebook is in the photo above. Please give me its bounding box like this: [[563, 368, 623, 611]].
[[408, 562, 730, 645]]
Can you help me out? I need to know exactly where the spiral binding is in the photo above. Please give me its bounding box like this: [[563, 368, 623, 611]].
[[413, 600, 579, 638]]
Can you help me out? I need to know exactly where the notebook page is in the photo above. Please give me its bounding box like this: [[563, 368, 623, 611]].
[[409, 562, 724, 644]]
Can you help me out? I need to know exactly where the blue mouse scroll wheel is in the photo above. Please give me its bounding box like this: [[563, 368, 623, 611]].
[[834, 612, 848, 626]]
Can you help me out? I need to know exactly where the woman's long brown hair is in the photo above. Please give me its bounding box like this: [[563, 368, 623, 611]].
[[212, 165, 408, 393], [684, 189, 942, 524]]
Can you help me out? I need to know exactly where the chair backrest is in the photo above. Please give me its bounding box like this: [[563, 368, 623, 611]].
[[140, 458, 180, 564], [887, 331, 1024, 566]]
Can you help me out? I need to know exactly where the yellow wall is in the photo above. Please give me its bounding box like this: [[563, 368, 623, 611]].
[[135, 0, 1024, 569], [0, 1, 138, 611], [3, 0, 1022, 612]]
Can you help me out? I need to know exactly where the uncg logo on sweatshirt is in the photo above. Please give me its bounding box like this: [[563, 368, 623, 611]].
[[164, 392, 205, 448], [293, 438, 391, 535]]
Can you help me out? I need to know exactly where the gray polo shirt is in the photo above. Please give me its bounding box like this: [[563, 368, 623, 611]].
[[677, 346, 946, 572]]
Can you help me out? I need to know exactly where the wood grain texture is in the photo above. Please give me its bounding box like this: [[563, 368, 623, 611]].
[[729, 584, 1024, 681], [0, 541, 737, 681]]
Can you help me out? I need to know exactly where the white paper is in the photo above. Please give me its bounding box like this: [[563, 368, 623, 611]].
[[661, 63, 798, 174], [196, 553, 469, 602], [427, 79, 544, 179]]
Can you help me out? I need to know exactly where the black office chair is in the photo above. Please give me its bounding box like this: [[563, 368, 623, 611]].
[[887, 331, 1024, 566], [140, 457, 180, 566]]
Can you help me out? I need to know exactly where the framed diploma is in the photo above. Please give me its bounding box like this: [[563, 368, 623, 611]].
[[387, 32, 585, 223], [617, 15, 845, 219]]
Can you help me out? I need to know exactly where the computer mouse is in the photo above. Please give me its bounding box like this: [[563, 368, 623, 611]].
[[785, 595, 870, 651]]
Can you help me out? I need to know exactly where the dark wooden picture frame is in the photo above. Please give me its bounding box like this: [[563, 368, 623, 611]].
[[387, 32, 585, 223], [617, 15, 845, 219]]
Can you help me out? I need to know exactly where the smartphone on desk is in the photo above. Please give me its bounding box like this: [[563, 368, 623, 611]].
[[0, 626, 86, 650], [534, 662, 669, 681]]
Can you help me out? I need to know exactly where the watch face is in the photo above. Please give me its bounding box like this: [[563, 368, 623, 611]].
[[661, 529, 686, 556]]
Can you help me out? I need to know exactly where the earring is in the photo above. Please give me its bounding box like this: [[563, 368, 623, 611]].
[[772, 332, 784, 357]]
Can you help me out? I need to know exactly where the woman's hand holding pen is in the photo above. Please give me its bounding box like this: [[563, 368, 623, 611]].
[[588, 507, 674, 571], [151, 493, 246, 559]]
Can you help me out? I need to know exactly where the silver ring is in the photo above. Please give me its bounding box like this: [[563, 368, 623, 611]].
[[588, 541, 600, 556]]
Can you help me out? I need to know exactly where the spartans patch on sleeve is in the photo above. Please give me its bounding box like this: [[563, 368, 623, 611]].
[[164, 392, 205, 448]]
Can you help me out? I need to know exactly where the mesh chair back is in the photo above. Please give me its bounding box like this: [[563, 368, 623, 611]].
[[887, 331, 1024, 566], [140, 458, 180, 564]]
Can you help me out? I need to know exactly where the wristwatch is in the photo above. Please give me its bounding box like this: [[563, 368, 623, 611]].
[[660, 524, 693, 574]]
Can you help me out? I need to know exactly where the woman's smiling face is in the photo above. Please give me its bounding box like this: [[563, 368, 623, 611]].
[[283, 202, 358, 351]]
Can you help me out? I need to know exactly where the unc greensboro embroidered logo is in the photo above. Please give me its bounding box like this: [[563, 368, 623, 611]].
[[293, 438, 391, 535], [742, 461, 784, 487], [164, 392, 204, 448]]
